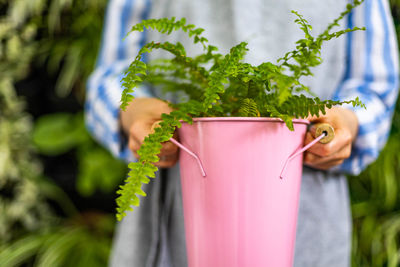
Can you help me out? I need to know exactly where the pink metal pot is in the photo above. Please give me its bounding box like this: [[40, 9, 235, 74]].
[[170, 117, 324, 267]]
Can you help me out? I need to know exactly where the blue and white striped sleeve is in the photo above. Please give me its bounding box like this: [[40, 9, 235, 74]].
[[333, 0, 399, 175], [85, 0, 153, 162]]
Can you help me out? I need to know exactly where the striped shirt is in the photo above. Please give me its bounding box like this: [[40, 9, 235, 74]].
[[85, 0, 399, 176]]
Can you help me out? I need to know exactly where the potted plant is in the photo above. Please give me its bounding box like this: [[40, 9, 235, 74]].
[[115, 2, 364, 266]]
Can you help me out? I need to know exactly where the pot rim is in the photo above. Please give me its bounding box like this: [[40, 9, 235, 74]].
[[184, 117, 310, 125]]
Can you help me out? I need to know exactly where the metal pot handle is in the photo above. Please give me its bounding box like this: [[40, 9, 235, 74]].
[[280, 123, 335, 179], [151, 121, 207, 177], [169, 138, 207, 177]]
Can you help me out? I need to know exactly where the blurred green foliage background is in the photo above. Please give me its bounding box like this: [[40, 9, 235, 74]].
[[1, 0, 400, 266], [0, 0, 125, 266]]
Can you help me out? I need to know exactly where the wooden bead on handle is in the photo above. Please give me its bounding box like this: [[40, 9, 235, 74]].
[[314, 123, 335, 144]]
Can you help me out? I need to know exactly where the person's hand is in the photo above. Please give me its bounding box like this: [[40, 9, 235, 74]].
[[120, 97, 178, 168], [304, 107, 359, 170]]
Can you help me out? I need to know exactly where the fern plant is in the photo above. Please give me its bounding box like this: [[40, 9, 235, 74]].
[[116, 1, 366, 220]]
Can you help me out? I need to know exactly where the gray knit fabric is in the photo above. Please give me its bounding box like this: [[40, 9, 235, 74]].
[[110, 0, 353, 266]]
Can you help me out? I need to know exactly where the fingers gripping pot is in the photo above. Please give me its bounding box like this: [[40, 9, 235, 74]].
[[168, 118, 332, 267]]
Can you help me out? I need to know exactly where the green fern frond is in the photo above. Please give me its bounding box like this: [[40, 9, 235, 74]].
[[120, 41, 210, 110], [203, 42, 249, 111], [116, 100, 205, 220], [238, 98, 260, 117], [127, 17, 209, 49], [279, 0, 365, 81], [279, 94, 366, 119]]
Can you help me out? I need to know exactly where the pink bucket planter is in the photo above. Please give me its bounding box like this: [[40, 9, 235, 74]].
[[170, 117, 320, 267]]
